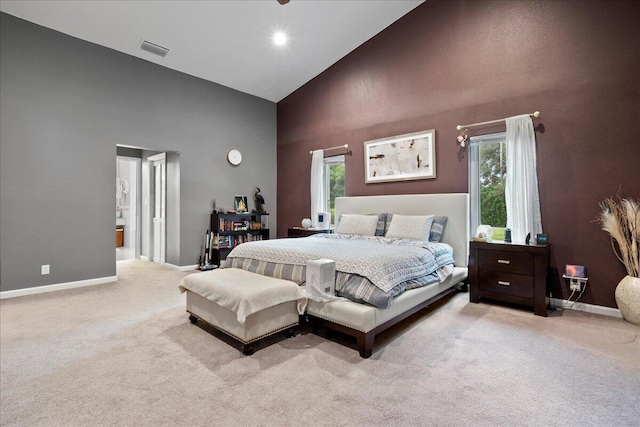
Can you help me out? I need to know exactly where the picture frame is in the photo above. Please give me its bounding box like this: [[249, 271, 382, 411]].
[[234, 195, 248, 213], [364, 129, 436, 183]]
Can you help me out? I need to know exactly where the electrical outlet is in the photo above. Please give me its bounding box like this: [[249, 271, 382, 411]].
[[569, 279, 582, 292], [41, 264, 50, 275]]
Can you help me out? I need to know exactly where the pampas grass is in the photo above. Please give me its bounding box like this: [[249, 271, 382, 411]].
[[598, 196, 640, 278]]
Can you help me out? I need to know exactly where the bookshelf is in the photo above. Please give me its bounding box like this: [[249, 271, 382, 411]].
[[207, 212, 269, 266]]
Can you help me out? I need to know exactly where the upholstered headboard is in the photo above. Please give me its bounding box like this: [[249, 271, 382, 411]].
[[335, 193, 470, 267]]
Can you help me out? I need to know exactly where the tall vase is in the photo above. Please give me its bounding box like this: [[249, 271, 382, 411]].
[[615, 275, 640, 325]]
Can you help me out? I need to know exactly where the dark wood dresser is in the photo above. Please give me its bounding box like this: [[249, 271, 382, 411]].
[[469, 240, 550, 316]]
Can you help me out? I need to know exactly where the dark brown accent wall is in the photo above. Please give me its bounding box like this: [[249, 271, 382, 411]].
[[277, 0, 639, 308]]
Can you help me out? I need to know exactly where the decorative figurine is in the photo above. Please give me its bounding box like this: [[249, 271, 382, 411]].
[[253, 187, 266, 213]]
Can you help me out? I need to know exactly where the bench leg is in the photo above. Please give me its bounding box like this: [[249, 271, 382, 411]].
[[242, 344, 255, 356], [284, 326, 297, 338]]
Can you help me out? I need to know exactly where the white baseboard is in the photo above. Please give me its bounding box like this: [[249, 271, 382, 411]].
[[0, 276, 118, 300], [140, 255, 149, 261], [165, 263, 198, 272], [550, 298, 622, 319]]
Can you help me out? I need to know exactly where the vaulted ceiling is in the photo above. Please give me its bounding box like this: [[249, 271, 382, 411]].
[[0, 0, 424, 102]]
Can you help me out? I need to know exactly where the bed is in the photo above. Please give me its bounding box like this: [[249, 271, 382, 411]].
[[224, 193, 470, 357]]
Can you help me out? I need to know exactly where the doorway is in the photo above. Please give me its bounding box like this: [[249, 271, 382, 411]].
[[116, 156, 141, 261], [148, 153, 166, 264]]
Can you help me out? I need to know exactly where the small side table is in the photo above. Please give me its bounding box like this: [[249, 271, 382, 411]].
[[287, 228, 332, 238], [469, 240, 550, 316]]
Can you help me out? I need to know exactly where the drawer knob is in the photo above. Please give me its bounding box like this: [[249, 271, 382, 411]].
[[497, 259, 511, 264], [498, 281, 511, 286]]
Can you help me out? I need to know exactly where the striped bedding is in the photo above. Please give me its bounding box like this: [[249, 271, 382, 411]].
[[222, 234, 455, 309]]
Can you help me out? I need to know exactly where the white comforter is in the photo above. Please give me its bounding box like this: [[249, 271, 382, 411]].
[[227, 234, 454, 293]]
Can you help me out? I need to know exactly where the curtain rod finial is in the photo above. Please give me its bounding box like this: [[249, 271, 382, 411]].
[[456, 125, 463, 131], [533, 111, 540, 118]]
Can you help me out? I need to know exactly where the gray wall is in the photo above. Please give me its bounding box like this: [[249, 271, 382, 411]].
[[0, 13, 277, 292], [166, 151, 180, 266]]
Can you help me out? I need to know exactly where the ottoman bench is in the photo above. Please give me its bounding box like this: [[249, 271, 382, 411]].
[[178, 268, 307, 355]]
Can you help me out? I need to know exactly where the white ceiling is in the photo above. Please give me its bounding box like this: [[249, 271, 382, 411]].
[[0, 0, 424, 103]]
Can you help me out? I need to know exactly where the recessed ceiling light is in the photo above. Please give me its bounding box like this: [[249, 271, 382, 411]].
[[273, 32, 287, 46]]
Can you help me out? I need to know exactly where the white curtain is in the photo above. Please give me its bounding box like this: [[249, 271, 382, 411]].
[[505, 115, 542, 242], [310, 150, 324, 228]]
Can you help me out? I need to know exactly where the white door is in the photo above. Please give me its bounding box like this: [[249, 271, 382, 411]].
[[150, 154, 166, 264]]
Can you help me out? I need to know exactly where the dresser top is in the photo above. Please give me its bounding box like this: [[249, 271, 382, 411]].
[[471, 240, 549, 253]]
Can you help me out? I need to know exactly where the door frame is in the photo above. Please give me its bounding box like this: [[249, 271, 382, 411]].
[[148, 152, 167, 264]]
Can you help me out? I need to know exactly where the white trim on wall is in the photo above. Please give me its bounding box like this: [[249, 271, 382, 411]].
[[550, 298, 622, 319], [0, 276, 118, 300], [165, 263, 198, 272]]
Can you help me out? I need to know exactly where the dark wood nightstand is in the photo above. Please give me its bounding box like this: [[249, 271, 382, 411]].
[[287, 228, 332, 238], [469, 240, 550, 316]]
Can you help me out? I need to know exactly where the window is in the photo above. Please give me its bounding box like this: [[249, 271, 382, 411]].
[[323, 155, 345, 223], [469, 133, 507, 240]]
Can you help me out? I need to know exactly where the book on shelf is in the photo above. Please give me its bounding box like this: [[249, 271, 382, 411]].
[[232, 220, 249, 231], [213, 235, 231, 249], [211, 233, 264, 250]]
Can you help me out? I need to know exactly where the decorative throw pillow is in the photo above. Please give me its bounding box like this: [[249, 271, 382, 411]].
[[386, 213, 447, 242], [384, 213, 394, 235], [385, 214, 435, 241], [336, 214, 379, 236], [371, 213, 386, 236], [429, 216, 448, 242]]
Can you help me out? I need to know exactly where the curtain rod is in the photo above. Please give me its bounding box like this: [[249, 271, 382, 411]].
[[309, 144, 352, 156], [456, 111, 540, 131]]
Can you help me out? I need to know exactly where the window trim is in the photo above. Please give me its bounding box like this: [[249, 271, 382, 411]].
[[468, 132, 506, 237], [323, 155, 345, 224]]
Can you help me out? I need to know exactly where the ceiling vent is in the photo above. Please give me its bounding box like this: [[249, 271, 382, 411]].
[[139, 40, 170, 57]]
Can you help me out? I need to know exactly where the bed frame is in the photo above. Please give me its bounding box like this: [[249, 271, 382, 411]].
[[305, 193, 470, 358]]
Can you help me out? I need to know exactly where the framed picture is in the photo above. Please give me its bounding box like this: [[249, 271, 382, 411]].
[[364, 129, 436, 183], [234, 195, 248, 213]]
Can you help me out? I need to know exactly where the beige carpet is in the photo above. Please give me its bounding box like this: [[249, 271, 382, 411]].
[[1, 259, 639, 426]]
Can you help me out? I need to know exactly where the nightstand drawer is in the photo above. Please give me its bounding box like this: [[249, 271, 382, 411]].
[[478, 250, 533, 275], [478, 270, 534, 298]]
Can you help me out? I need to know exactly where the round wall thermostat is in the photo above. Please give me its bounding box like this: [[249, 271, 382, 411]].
[[227, 148, 242, 166]]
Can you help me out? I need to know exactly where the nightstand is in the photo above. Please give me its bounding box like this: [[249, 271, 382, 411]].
[[287, 228, 332, 238], [469, 240, 550, 316]]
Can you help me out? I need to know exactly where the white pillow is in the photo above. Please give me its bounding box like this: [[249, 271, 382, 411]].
[[385, 214, 435, 241], [336, 214, 379, 236]]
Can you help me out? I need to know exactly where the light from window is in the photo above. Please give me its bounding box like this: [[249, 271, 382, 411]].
[[469, 133, 507, 240], [323, 155, 345, 223]]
